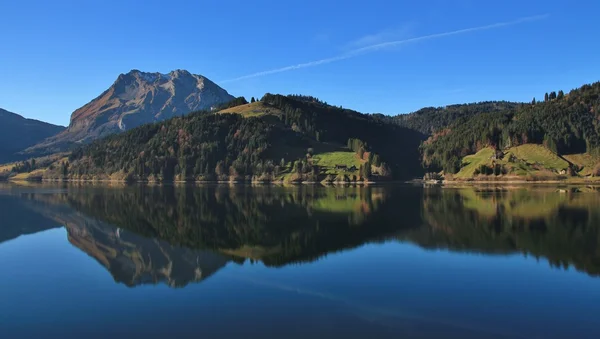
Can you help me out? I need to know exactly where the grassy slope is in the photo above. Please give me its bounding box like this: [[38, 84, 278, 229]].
[[0, 163, 13, 173], [563, 153, 600, 176], [456, 148, 495, 178], [312, 152, 364, 175], [1, 155, 69, 181], [455, 144, 570, 179], [218, 102, 283, 118], [506, 144, 569, 172]]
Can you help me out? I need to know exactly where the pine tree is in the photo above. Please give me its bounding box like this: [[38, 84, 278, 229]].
[[296, 160, 303, 174], [363, 161, 372, 179], [557, 90, 564, 100]]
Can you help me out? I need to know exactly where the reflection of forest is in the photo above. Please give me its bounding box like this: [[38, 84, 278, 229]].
[[1, 184, 600, 288], [55, 185, 413, 267], [409, 186, 600, 276]]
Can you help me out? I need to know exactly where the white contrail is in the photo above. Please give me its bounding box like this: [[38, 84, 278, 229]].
[[220, 14, 548, 84]]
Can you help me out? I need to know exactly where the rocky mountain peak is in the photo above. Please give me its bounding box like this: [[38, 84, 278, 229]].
[[29, 69, 234, 153]]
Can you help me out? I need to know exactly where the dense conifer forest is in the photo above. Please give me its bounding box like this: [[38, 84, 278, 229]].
[[53, 94, 424, 182], [420, 82, 600, 174]]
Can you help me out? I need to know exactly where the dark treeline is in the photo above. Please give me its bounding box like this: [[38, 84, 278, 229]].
[[391, 101, 520, 135], [421, 82, 600, 173], [213, 96, 249, 111], [64, 113, 286, 182]]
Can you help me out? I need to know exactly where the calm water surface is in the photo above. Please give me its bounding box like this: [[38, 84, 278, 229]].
[[0, 183, 599, 338]]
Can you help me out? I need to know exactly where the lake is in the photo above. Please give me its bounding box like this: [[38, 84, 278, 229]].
[[0, 183, 599, 338]]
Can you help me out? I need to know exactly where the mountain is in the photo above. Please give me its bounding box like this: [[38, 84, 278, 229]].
[[0, 108, 65, 163], [28, 69, 234, 154], [40, 94, 425, 182], [421, 81, 600, 179]]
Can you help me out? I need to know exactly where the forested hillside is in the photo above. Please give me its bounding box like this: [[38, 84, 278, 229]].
[[42, 94, 425, 182], [422, 82, 600, 176], [6, 81, 600, 183], [260, 94, 425, 178], [393, 101, 520, 135]]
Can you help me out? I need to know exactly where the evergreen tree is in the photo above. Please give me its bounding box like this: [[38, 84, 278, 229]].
[[363, 161, 372, 179]]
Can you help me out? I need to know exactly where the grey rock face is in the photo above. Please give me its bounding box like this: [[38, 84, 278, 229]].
[[31, 69, 234, 151]]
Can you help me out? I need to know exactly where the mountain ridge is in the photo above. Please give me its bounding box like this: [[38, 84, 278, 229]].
[[28, 69, 234, 154], [0, 108, 65, 163]]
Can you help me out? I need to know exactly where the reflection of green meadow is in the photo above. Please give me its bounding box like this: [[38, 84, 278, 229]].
[[417, 186, 600, 276], [310, 188, 376, 212], [312, 195, 361, 213], [457, 187, 570, 219]]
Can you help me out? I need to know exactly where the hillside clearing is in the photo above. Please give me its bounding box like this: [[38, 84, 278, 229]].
[[506, 144, 569, 172], [312, 151, 363, 175], [456, 148, 495, 178], [563, 153, 600, 176], [455, 144, 571, 179], [218, 102, 283, 118]]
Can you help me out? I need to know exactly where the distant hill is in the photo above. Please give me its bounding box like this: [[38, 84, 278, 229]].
[[27, 69, 234, 155], [392, 101, 521, 135], [0, 108, 65, 163], [422, 81, 600, 179], [0, 193, 62, 244], [35, 94, 425, 182]]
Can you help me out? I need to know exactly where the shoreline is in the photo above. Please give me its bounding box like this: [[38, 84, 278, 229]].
[[416, 179, 600, 186], [4, 177, 600, 186], [1, 178, 381, 186]]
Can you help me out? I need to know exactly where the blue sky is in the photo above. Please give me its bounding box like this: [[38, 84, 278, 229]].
[[1, 0, 598, 126]]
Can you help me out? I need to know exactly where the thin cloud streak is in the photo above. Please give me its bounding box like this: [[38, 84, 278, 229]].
[[220, 14, 549, 84]]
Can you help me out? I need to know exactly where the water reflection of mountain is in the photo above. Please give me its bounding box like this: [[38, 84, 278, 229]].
[[64, 218, 229, 288], [57, 185, 421, 267], [2, 184, 600, 283], [0, 194, 61, 243], [1, 190, 230, 288]]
